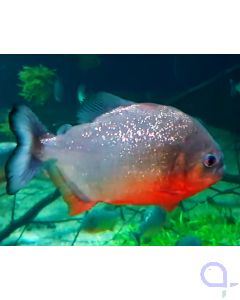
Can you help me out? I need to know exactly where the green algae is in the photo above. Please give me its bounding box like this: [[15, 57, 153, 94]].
[[18, 65, 56, 106], [0, 109, 14, 140]]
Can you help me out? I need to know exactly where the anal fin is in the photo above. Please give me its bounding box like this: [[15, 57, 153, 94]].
[[63, 192, 95, 216], [46, 162, 96, 216]]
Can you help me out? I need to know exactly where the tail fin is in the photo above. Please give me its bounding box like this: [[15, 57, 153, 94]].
[[5, 105, 48, 195]]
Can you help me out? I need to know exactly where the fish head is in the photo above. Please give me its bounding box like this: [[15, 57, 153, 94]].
[[175, 121, 224, 195]]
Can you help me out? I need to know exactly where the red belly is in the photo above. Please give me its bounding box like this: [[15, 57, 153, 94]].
[[105, 176, 189, 211]]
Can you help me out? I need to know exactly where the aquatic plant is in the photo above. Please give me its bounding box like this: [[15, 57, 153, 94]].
[[126, 202, 240, 246], [18, 65, 56, 106], [0, 122, 13, 139], [0, 109, 14, 140]]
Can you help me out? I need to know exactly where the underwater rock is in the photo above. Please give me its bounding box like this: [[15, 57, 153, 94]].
[[207, 193, 240, 209]]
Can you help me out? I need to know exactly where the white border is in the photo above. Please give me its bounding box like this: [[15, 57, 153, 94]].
[[0, 247, 240, 300], [1, 1, 240, 299], [0, 0, 239, 54]]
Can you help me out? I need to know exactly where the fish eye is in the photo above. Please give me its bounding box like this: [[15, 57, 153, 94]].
[[203, 153, 218, 168]]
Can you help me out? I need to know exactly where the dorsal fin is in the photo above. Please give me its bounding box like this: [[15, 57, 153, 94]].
[[77, 92, 135, 124]]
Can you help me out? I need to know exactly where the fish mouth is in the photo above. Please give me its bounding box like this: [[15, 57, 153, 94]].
[[203, 165, 225, 185], [216, 165, 225, 178]]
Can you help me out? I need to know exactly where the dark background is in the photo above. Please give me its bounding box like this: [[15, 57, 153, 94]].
[[0, 54, 240, 133]]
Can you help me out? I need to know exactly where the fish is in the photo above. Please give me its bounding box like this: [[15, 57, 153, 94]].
[[5, 92, 224, 216], [229, 79, 240, 97], [0, 142, 16, 181], [80, 206, 120, 233], [133, 206, 167, 245], [176, 236, 202, 246]]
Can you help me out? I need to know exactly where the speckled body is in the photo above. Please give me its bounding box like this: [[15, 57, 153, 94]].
[[40, 103, 223, 211]]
